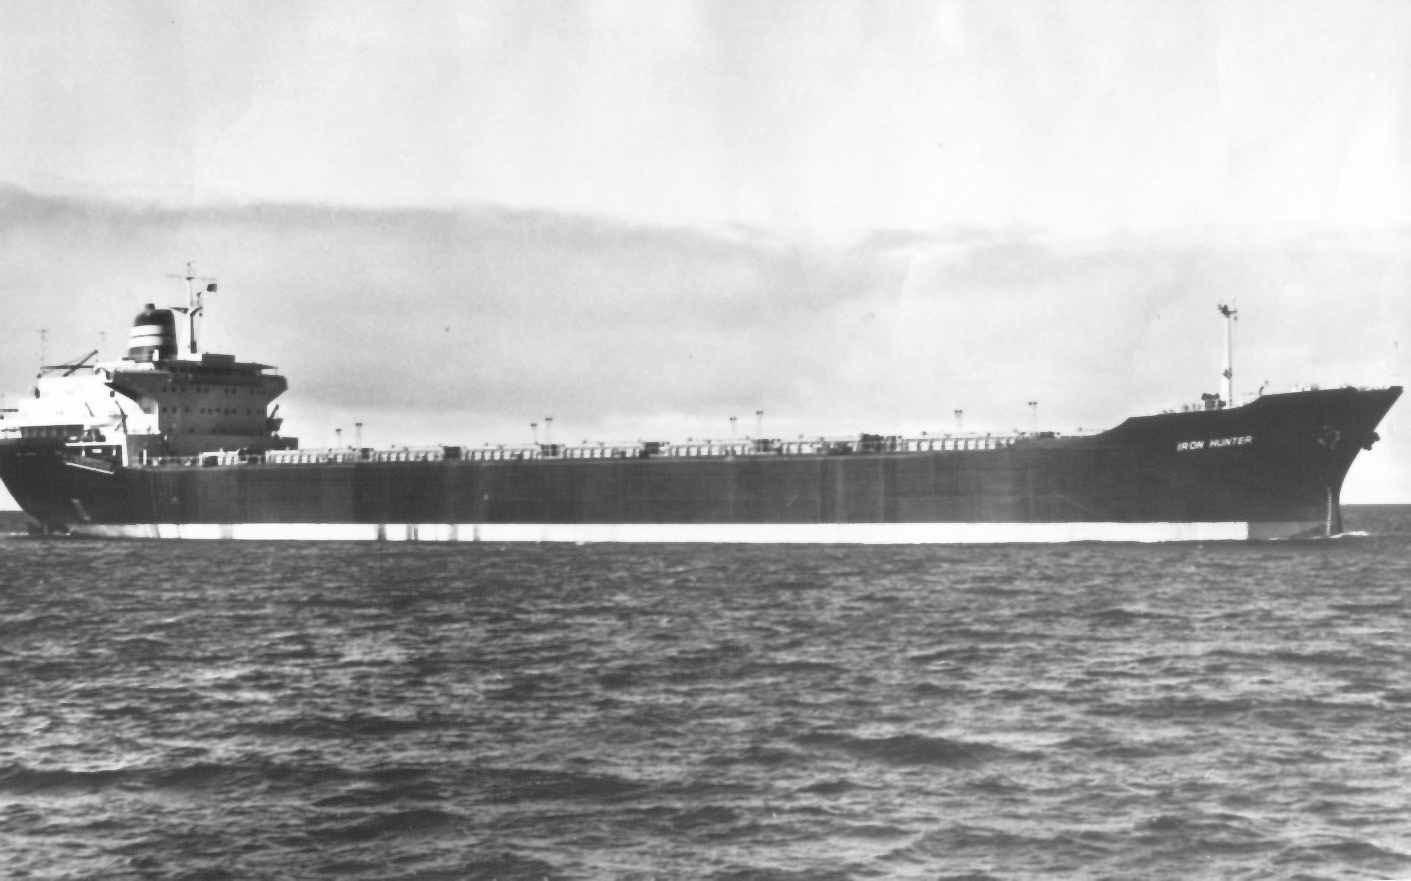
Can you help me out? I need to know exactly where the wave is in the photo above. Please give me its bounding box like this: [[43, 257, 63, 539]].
[[1057, 733, 1195, 760], [734, 658, 849, 682], [1086, 605, 1176, 625], [236, 712, 434, 737], [477, 767, 646, 802], [0, 764, 131, 792], [0, 759, 329, 793], [1199, 646, 1373, 669], [662, 804, 742, 832], [703, 744, 806, 768], [1132, 813, 1284, 857], [313, 779, 444, 808], [795, 732, 1031, 767], [310, 807, 462, 842], [1305, 838, 1409, 860], [908, 646, 997, 664], [705, 865, 853, 881], [796, 777, 858, 795], [909, 681, 969, 697], [840, 821, 910, 839], [1328, 599, 1405, 614], [394, 851, 562, 881], [903, 823, 1110, 856]]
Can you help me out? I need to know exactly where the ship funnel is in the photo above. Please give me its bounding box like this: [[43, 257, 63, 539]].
[[127, 303, 178, 362]]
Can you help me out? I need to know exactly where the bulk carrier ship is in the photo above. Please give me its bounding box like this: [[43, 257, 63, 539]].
[[0, 272, 1400, 542]]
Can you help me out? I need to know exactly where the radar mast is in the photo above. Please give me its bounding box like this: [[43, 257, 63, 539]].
[[167, 261, 218, 355]]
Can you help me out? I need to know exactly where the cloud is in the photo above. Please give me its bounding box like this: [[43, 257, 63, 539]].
[[5, 2, 1408, 235]]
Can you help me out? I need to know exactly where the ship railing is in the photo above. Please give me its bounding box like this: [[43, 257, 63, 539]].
[[471, 434, 1034, 460], [1162, 383, 1371, 414], [263, 450, 363, 465], [368, 446, 446, 463], [262, 446, 453, 464], [463, 446, 545, 462], [900, 435, 1026, 451], [758, 434, 1027, 454], [143, 433, 1038, 469], [142, 455, 187, 467], [561, 445, 632, 459], [483, 444, 575, 460], [141, 450, 265, 467], [510, 434, 1031, 459], [144, 455, 203, 467]]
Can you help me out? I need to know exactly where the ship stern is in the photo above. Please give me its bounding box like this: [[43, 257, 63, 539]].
[[0, 438, 78, 533]]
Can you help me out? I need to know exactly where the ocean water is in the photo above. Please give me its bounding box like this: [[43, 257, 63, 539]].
[[1, 508, 1409, 881]]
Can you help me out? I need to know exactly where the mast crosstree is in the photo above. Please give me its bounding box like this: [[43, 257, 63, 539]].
[[166, 261, 218, 355]]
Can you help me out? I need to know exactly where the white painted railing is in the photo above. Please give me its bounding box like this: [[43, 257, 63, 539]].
[[141, 432, 1045, 468]]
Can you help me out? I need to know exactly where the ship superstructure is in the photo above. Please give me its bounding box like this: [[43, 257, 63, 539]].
[[7, 313, 291, 458], [1, 272, 293, 526]]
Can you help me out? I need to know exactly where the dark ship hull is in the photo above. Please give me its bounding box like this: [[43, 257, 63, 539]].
[[1, 386, 1400, 542]]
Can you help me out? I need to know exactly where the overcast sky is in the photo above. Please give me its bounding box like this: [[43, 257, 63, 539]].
[[2, 0, 1408, 504]]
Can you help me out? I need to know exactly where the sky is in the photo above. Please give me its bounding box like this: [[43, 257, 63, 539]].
[[1, 0, 1409, 505]]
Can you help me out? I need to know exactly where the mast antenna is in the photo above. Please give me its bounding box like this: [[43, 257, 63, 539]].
[[166, 261, 218, 355], [1217, 303, 1238, 405]]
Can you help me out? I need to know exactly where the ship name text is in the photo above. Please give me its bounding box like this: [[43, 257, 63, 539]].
[[1176, 435, 1254, 452]]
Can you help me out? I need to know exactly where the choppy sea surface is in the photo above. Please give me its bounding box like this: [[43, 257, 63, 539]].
[[2, 507, 1409, 881]]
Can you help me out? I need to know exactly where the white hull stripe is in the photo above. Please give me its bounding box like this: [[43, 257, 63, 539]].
[[128, 326, 168, 344], [72, 521, 1256, 543]]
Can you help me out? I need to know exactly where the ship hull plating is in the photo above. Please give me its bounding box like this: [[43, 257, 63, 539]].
[[1, 386, 1400, 543]]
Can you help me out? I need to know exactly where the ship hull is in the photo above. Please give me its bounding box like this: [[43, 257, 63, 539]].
[[1, 386, 1400, 543]]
